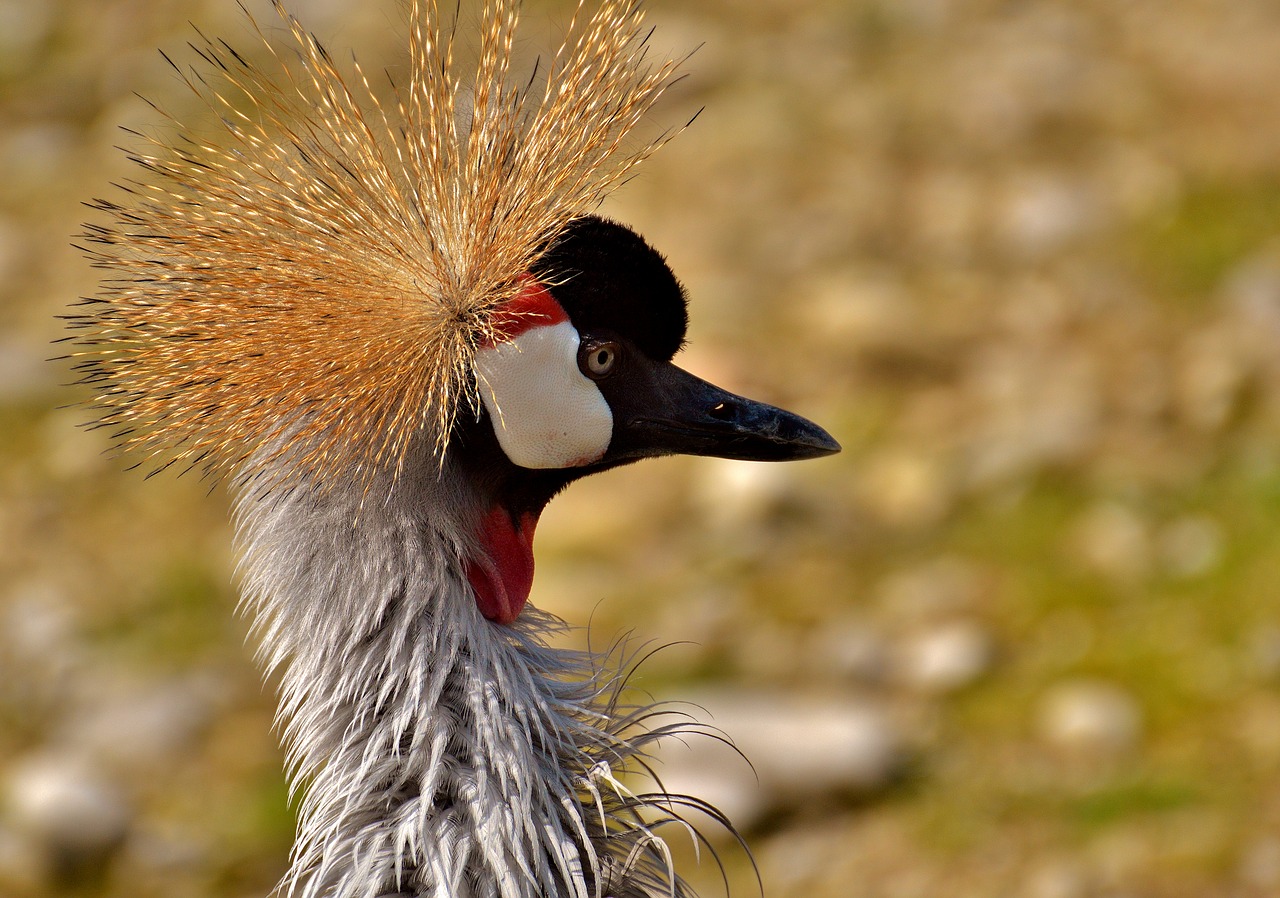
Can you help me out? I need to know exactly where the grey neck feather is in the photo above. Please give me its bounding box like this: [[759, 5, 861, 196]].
[[231, 446, 709, 898]]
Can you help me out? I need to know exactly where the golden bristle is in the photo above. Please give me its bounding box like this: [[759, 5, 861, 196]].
[[68, 0, 685, 488]]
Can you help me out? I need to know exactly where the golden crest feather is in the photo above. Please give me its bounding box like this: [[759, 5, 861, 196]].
[[69, 0, 685, 486]]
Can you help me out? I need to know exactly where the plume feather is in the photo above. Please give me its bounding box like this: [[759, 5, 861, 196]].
[[68, 0, 684, 487]]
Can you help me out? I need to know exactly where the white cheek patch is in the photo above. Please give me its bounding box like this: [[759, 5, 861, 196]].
[[475, 321, 614, 469]]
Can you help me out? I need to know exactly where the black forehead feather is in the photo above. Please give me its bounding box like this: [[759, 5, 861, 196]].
[[532, 216, 689, 361]]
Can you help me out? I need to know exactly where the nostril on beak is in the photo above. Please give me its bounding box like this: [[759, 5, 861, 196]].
[[708, 400, 735, 421]]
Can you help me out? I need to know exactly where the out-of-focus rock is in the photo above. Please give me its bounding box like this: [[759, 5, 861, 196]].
[[1224, 244, 1280, 340], [807, 616, 890, 685], [1067, 502, 1150, 581], [996, 172, 1102, 259], [0, 582, 81, 710], [654, 691, 906, 831], [58, 673, 225, 770], [1158, 515, 1223, 578], [895, 619, 994, 694], [5, 752, 131, 884], [0, 1, 55, 79], [1023, 859, 1093, 898], [1238, 837, 1280, 891], [697, 456, 795, 529], [1037, 679, 1143, 756], [963, 343, 1101, 488], [876, 557, 984, 620], [857, 449, 952, 530], [1176, 326, 1248, 432]]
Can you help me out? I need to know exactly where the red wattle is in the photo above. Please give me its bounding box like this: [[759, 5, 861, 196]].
[[465, 506, 538, 624]]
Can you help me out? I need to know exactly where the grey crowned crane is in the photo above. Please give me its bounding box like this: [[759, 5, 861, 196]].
[[68, 1, 839, 896]]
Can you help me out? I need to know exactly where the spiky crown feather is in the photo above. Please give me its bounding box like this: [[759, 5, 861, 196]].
[[69, 0, 685, 486]]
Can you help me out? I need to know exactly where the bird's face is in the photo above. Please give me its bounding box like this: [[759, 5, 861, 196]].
[[459, 216, 840, 624]]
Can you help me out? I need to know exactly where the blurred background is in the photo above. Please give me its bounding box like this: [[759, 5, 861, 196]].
[[4, 0, 1280, 896]]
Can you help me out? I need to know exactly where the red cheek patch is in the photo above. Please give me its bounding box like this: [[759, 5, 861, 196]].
[[464, 506, 539, 625], [484, 276, 568, 345]]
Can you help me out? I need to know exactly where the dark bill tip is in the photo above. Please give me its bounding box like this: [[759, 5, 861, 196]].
[[700, 393, 843, 461], [610, 360, 841, 463]]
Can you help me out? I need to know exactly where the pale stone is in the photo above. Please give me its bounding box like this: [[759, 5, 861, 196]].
[[1038, 680, 1143, 755], [6, 753, 130, 882], [896, 619, 994, 694], [655, 691, 905, 831]]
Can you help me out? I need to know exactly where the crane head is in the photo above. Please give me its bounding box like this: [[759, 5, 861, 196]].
[[70, 0, 838, 630], [460, 215, 840, 623]]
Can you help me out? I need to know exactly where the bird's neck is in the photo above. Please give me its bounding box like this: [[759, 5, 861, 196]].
[[231, 459, 693, 898]]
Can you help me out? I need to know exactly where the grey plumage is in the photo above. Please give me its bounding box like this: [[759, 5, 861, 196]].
[[234, 441, 720, 898]]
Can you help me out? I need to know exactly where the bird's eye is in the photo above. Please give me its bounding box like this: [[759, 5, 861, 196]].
[[578, 339, 620, 379]]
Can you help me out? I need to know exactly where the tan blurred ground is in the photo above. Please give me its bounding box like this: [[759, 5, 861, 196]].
[[4, 1, 1280, 896]]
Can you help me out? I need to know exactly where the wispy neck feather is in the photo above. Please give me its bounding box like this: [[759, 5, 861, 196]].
[[231, 455, 718, 898]]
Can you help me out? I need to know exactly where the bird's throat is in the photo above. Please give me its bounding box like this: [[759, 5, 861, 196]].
[[465, 506, 538, 624]]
